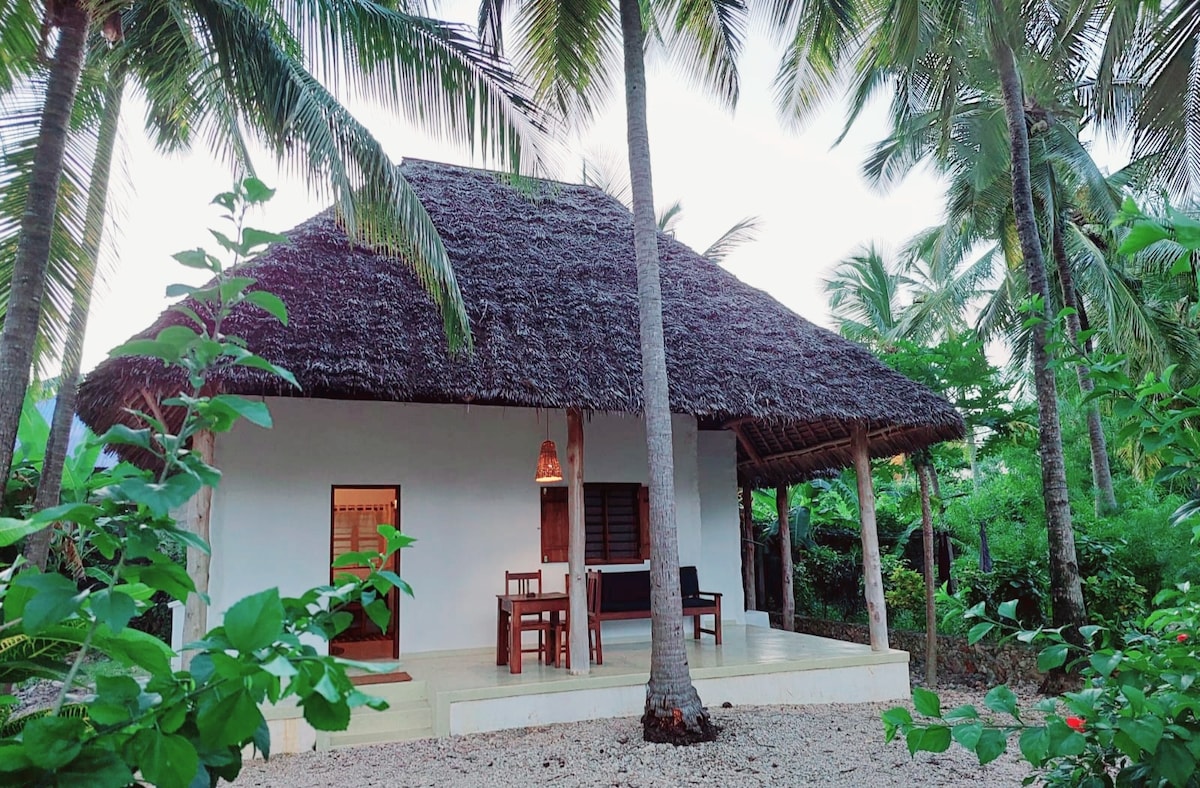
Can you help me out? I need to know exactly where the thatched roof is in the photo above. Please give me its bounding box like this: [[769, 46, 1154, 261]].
[[77, 159, 963, 485]]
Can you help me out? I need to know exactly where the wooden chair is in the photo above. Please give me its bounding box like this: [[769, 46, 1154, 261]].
[[505, 570, 551, 664], [551, 570, 603, 668]]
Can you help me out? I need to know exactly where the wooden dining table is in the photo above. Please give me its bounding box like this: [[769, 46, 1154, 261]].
[[496, 591, 568, 674]]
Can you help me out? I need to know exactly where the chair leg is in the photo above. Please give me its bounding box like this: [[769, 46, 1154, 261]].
[[693, 615, 701, 640], [593, 624, 603, 665]]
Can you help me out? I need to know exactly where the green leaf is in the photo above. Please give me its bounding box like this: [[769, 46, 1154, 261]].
[[14, 572, 86, 634], [224, 588, 284, 653], [912, 687, 941, 718], [95, 625, 175, 676], [1090, 651, 1123, 677], [984, 685, 1020, 719], [132, 730, 199, 788], [1118, 716, 1164, 755], [967, 622, 994, 645], [951, 721, 983, 749], [943, 704, 979, 721], [881, 707, 913, 727], [89, 589, 137, 633], [173, 248, 216, 270], [975, 728, 1007, 765], [906, 726, 951, 755], [0, 517, 46, 548], [252, 718, 271, 760], [209, 394, 273, 428], [364, 598, 390, 633], [1118, 221, 1170, 254], [241, 178, 276, 204], [22, 716, 84, 769], [54, 750, 135, 787], [241, 290, 289, 325], [196, 689, 263, 748], [241, 228, 288, 251], [231, 353, 300, 389], [1156, 737, 1196, 787], [118, 474, 202, 517], [301, 693, 351, 731], [1019, 726, 1050, 765], [95, 423, 153, 450], [1037, 643, 1069, 672], [261, 655, 298, 679], [997, 599, 1018, 621], [109, 338, 179, 362]]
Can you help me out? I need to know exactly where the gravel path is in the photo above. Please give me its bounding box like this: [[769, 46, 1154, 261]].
[[236, 688, 1037, 787]]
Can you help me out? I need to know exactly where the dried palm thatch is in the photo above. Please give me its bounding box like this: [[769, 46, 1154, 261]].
[[77, 160, 963, 485]]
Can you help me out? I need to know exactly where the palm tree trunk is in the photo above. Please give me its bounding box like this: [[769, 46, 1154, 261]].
[[1051, 216, 1118, 515], [776, 485, 794, 631], [621, 0, 712, 744], [0, 4, 90, 491], [25, 69, 124, 570], [992, 31, 1087, 635], [916, 460, 937, 686]]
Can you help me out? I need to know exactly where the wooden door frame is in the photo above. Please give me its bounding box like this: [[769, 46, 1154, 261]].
[[329, 484, 401, 660]]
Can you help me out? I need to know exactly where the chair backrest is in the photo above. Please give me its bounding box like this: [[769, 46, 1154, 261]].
[[586, 569, 602, 616], [679, 565, 700, 597], [506, 570, 541, 595]]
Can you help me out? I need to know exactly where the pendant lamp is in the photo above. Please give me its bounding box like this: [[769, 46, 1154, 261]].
[[535, 419, 563, 483]]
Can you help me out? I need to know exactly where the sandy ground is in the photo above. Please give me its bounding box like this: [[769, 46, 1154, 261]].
[[235, 687, 1037, 787]]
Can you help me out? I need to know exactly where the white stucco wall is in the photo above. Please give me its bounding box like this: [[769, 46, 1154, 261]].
[[207, 399, 742, 654]]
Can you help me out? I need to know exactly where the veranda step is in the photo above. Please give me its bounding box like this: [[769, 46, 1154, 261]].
[[354, 679, 428, 706], [328, 725, 436, 748], [327, 699, 435, 748]]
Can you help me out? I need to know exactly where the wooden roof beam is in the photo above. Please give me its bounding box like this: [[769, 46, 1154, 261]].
[[736, 425, 908, 469]]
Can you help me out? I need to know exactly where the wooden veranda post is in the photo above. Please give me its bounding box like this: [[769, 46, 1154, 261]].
[[740, 482, 756, 612], [776, 485, 794, 631], [566, 409, 589, 675], [852, 427, 889, 651], [183, 429, 216, 668]]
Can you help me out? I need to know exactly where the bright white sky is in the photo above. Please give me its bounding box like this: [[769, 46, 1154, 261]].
[[81, 8, 953, 372]]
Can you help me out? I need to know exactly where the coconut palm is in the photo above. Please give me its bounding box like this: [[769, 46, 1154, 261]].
[[0, 0, 547, 514], [773, 0, 1089, 635], [482, 0, 745, 743]]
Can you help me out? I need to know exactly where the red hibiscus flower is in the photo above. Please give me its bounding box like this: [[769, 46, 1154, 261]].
[[1178, 633, 1189, 643], [1065, 716, 1086, 733]]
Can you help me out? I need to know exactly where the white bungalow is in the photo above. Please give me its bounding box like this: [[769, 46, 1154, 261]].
[[78, 160, 963, 750]]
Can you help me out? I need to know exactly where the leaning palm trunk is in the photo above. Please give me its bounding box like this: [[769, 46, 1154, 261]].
[[916, 459, 937, 686], [991, 29, 1087, 639], [620, 0, 712, 744], [25, 68, 125, 570], [0, 4, 90, 493], [1051, 216, 1118, 515]]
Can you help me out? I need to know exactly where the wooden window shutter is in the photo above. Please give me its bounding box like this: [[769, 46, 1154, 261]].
[[540, 487, 569, 563], [638, 485, 650, 560]]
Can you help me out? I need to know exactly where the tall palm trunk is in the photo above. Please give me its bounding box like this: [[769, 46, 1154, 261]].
[[25, 69, 124, 570], [916, 459, 937, 686], [620, 0, 712, 744], [0, 4, 90, 492], [1051, 215, 1118, 515], [992, 31, 1086, 635]]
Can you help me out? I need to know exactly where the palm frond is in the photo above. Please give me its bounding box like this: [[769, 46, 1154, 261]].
[[701, 215, 760, 263], [662, 0, 746, 109]]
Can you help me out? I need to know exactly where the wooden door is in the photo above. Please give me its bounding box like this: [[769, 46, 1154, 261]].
[[330, 486, 400, 660]]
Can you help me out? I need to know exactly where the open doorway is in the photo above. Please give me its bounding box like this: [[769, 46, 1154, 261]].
[[330, 486, 400, 660]]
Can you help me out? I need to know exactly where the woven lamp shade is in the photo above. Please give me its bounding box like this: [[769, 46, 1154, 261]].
[[535, 440, 563, 482]]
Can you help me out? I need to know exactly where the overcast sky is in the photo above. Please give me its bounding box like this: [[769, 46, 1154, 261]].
[[79, 8, 951, 373]]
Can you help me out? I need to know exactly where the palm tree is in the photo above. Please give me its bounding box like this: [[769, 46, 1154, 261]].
[[0, 1, 93, 511], [0, 0, 547, 500], [774, 0, 1088, 636], [482, 0, 744, 743], [22, 66, 123, 570]]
